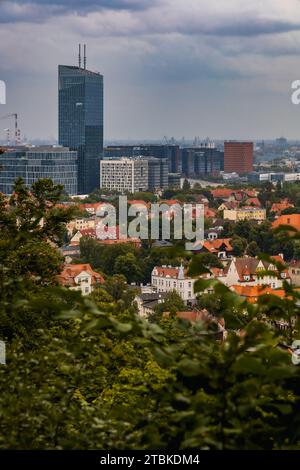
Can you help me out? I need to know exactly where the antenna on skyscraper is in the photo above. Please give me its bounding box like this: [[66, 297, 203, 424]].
[[84, 44, 87, 69], [78, 44, 81, 68]]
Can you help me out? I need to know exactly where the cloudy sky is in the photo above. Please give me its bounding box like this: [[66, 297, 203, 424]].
[[1, 0, 300, 141]]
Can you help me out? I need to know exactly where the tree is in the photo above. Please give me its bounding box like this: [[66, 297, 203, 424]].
[[246, 241, 260, 257], [231, 236, 247, 257], [113, 253, 143, 283], [182, 179, 191, 192]]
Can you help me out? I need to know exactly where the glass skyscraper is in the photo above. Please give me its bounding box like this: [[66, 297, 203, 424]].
[[0, 147, 78, 195], [58, 64, 103, 194]]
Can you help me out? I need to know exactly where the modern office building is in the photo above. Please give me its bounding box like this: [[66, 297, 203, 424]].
[[104, 145, 182, 174], [100, 158, 148, 193], [146, 157, 168, 190], [58, 50, 103, 194], [0, 146, 78, 195], [168, 173, 181, 189], [224, 142, 253, 174], [182, 147, 224, 177]]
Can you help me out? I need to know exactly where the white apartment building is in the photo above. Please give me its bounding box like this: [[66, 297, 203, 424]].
[[100, 158, 148, 193], [151, 264, 197, 303]]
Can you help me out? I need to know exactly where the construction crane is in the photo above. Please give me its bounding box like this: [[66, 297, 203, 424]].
[[0, 113, 20, 145]]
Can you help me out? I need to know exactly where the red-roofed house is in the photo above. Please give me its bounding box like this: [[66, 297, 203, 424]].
[[231, 285, 287, 303], [218, 255, 290, 288], [270, 200, 294, 215], [151, 264, 196, 303], [272, 214, 300, 232], [194, 238, 233, 258], [59, 264, 104, 295]]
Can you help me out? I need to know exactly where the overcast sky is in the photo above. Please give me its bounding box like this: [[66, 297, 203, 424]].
[[1, 0, 300, 141]]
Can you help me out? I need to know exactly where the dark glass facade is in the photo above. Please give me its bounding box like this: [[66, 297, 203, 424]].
[[182, 148, 224, 177], [0, 147, 78, 195], [58, 65, 103, 194], [145, 157, 168, 190]]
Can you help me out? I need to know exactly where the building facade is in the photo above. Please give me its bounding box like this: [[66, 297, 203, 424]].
[[224, 141, 253, 174], [100, 158, 148, 193], [146, 157, 168, 190], [58, 64, 103, 194], [0, 146, 78, 195], [182, 146, 224, 178], [223, 208, 266, 222], [151, 264, 197, 303], [58, 263, 104, 296]]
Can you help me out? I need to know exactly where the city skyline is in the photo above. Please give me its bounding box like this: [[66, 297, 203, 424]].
[[2, 0, 300, 141]]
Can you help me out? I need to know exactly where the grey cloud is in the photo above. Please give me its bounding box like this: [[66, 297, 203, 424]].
[[0, 0, 153, 23]]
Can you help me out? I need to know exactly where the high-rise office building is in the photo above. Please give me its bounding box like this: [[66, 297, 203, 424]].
[[224, 142, 253, 174], [58, 46, 103, 194], [0, 146, 78, 195]]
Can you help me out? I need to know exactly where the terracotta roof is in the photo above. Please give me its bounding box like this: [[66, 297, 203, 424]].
[[59, 264, 104, 287], [272, 214, 300, 231], [231, 285, 287, 303], [211, 188, 234, 199], [246, 197, 261, 207], [160, 199, 181, 206], [201, 238, 233, 253], [270, 200, 293, 214], [204, 207, 217, 218], [176, 309, 225, 329], [79, 228, 97, 238], [78, 202, 108, 212], [153, 266, 187, 279]]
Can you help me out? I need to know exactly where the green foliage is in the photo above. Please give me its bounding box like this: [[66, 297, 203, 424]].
[[1, 178, 300, 450]]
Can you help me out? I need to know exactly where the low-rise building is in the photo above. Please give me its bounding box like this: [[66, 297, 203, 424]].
[[288, 260, 300, 286], [194, 238, 233, 259], [223, 207, 266, 222], [272, 214, 300, 231], [151, 264, 197, 303], [58, 264, 104, 295], [135, 292, 168, 317], [231, 285, 287, 303], [218, 255, 290, 289]]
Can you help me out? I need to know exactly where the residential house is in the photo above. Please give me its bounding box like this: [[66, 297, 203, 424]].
[[135, 292, 167, 317], [231, 285, 287, 303], [194, 238, 233, 259], [58, 264, 104, 296], [217, 255, 290, 288], [288, 260, 300, 286], [272, 214, 300, 231], [270, 200, 294, 215]]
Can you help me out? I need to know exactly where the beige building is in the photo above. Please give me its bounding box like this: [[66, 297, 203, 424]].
[[223, 207, 266, 222], [288, 260, 300, 287], [66, 217, 96, 236], [58, 264, 104, 296]]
